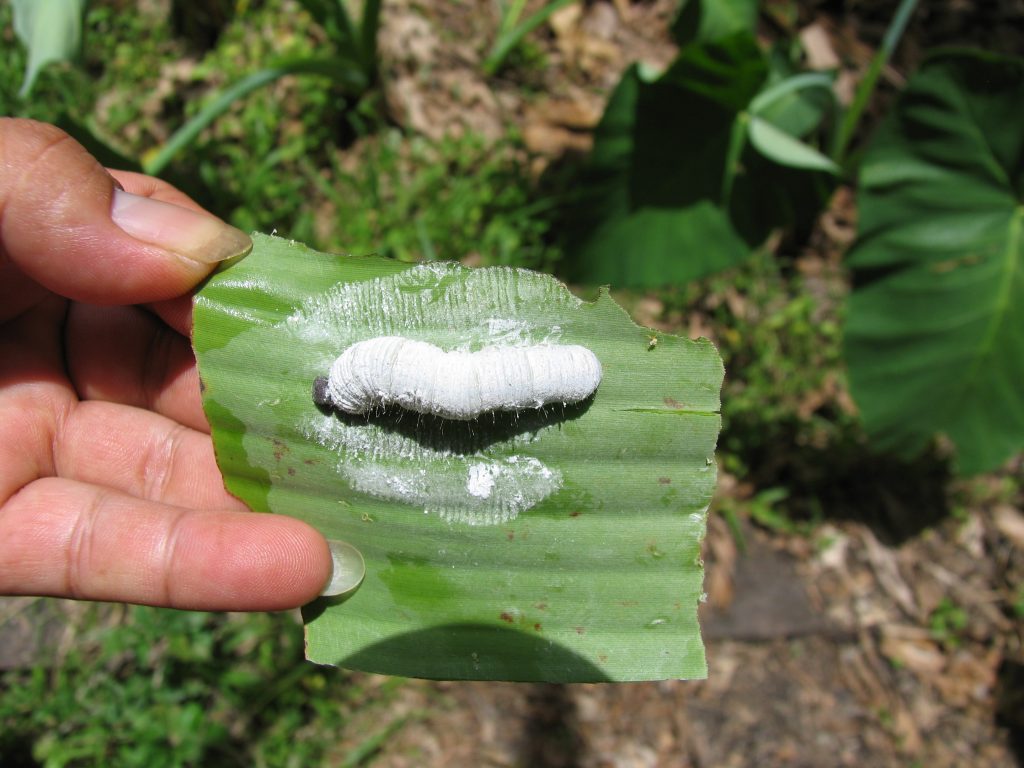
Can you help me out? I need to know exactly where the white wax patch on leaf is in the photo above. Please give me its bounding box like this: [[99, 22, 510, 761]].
[[467, 462, 498, 498], [286, 260, 581, 351], [304, 413, 561, 526]]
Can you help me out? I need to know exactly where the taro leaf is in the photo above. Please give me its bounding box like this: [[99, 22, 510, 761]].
[[563, 32, 831, 288], [562, 34, 764, 288], [845, 51, 1024, 474], [193, 234, 723, 682], [751, 64, 835, 140]]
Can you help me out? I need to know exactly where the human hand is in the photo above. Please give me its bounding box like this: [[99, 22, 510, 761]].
[[0, 118, 356, 610]]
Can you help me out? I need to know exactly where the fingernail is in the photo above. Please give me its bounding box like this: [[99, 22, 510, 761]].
[[111, 189, 251, 264], [321, 539, 365, 597]]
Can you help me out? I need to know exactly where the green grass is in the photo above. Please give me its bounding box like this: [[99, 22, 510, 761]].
[[304, 127, 560, 268], [0, 604, 404, 767], [928, 597, 969, 649]]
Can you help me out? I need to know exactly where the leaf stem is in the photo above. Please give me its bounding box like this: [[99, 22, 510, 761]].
[[832, 0, 919, 162], [721, 112, 750, 207]]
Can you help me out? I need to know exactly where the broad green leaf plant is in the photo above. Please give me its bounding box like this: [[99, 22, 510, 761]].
[[563, 0, 837, 288], [844, 51, 1024, 474], [193, 235, 723, 682]]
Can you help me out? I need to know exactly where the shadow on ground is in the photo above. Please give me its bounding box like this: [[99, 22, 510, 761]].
[[725, 414, 952, 543]]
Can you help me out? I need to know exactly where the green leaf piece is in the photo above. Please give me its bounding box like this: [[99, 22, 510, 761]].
[[12, 0, 85, 97], [193, 234, 723, 682], [747, 116, 839, 173], [845, 51, 1024, 474]]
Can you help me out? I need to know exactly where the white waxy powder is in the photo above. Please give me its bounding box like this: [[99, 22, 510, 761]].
[[321, 336, 602, 421], [305, 415, 561, 526], [467, 463, 499, 499]]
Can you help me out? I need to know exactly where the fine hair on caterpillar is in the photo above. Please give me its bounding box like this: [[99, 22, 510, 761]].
[[313, 336, 602, 422]]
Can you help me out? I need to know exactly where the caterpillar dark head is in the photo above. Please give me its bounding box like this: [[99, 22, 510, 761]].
[[312, 376, 332, 408]]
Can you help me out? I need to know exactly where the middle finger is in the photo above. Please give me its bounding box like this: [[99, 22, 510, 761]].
[[65, 302, 208, 432], [54, 399, 246, 512]]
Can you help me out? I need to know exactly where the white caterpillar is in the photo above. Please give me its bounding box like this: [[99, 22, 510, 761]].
[[313, 336, 602, 421]]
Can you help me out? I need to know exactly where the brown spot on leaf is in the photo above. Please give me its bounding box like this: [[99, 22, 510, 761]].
[[533, 623, 542, 632], [663, 397, 683, 409], [500, 612, 515, 623], [575, 626, 586, 635], [569, 510, 582, 518], [658, 477, 671, 485], [272, 439, 289, 461]]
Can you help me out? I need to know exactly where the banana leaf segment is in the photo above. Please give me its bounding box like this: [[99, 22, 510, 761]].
[[192, 234, 723, 682]]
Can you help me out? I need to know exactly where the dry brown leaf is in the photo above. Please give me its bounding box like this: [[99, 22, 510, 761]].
[[879, 631, 946, 675], [549, 2, 583, 41], [862, 529, 919, 618], [993, 504, 1024, 550], [799, 22, 841, 70], [386, 70, 504, 141], [686, 313, 717, 343], [891, 707, 924, 755], [629, 296, 665, 330], [378, 10, 440, 68], [703, 513, 737, 609], [532, 97, 602, 129], [956, 512, 986, 558], [933, 650, 998, 708], [522, 122, 592, 155]]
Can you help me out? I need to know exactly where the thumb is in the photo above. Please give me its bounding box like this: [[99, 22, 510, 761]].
[[0, 118, 251, 306]]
